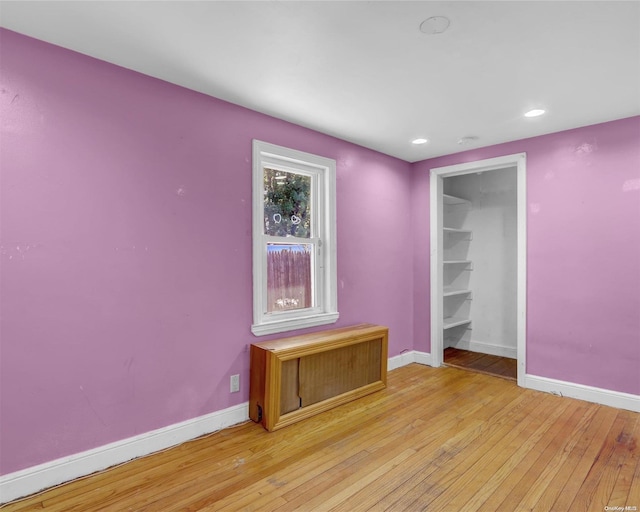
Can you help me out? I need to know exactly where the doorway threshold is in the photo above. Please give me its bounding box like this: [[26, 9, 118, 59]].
[[443, 347, 517, 381]]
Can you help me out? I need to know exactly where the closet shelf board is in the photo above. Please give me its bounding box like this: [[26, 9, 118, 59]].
[[443, 317, 472, 330], [443, 288, 472, 297], [443, 194, 471, 206]]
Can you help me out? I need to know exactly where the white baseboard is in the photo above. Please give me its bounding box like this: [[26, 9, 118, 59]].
[[0, 402, 249, 504], [414, 351, 433, 366], [451, 339, 517, 359], [388, 350, 433, 370], [524, 374, 640, 413], [388, 351, 415, 370], [389, 352, 639, 413]]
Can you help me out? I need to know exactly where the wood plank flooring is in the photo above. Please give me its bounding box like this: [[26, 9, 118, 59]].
[[3, 364, 638, 511], [444, 347, 517, 380]]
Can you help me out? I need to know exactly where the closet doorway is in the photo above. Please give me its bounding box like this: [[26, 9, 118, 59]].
[[429, 153, 526, 386]]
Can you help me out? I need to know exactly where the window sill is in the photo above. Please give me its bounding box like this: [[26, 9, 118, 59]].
[[251, 312, 340, 337]]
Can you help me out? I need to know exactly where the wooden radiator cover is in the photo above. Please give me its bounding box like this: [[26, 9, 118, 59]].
[[249, 324, 389, 431]]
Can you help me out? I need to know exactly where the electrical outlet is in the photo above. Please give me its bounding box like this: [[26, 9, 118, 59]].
[[230, 374, 240, 393]]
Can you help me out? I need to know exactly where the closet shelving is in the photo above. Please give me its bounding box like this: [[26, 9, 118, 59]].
[[443, 227, 472, 235], [443, 194, 471, 206], [443, 317, 472, 330], [442, 193, 473, 332], [443, 287, 472, 298]]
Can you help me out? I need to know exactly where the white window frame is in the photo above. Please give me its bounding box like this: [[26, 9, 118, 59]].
[[251, 140, 338, 336]]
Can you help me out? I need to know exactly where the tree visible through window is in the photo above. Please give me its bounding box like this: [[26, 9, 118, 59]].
[[263, 168, 311, 238]]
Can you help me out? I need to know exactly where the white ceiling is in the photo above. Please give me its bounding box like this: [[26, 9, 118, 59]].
[[1, 1, 639, 162]]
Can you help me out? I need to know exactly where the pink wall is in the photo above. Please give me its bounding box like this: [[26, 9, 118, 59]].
[[0, 29, 414, 474], [2, 27, 638, 478], [412, 116, 640, 396]]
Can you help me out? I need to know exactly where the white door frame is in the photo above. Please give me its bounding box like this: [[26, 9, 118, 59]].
[[429, 153, 527, 387]]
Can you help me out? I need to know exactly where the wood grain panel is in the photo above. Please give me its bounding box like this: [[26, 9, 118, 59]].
[[299, 338, 381, 407], [248, 345, 266, 422], [279, 358, 300, 415]]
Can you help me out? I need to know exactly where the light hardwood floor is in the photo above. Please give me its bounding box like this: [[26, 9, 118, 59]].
[[3, 364, 639, 511]]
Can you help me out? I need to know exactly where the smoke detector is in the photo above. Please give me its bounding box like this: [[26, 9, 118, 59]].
[[457, 136, 479, 145], [420, 16, 451, 35]]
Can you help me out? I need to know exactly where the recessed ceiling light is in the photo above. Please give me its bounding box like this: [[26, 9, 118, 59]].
[[524, 109, 546, 118], [412, 138, 429, 145], [420, 16, 451, 35]]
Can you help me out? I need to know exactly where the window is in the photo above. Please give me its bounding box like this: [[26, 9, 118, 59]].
[[252, 140, 338, 336]]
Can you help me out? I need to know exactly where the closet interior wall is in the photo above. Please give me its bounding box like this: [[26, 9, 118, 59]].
[[443, 168, 518, 359]]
